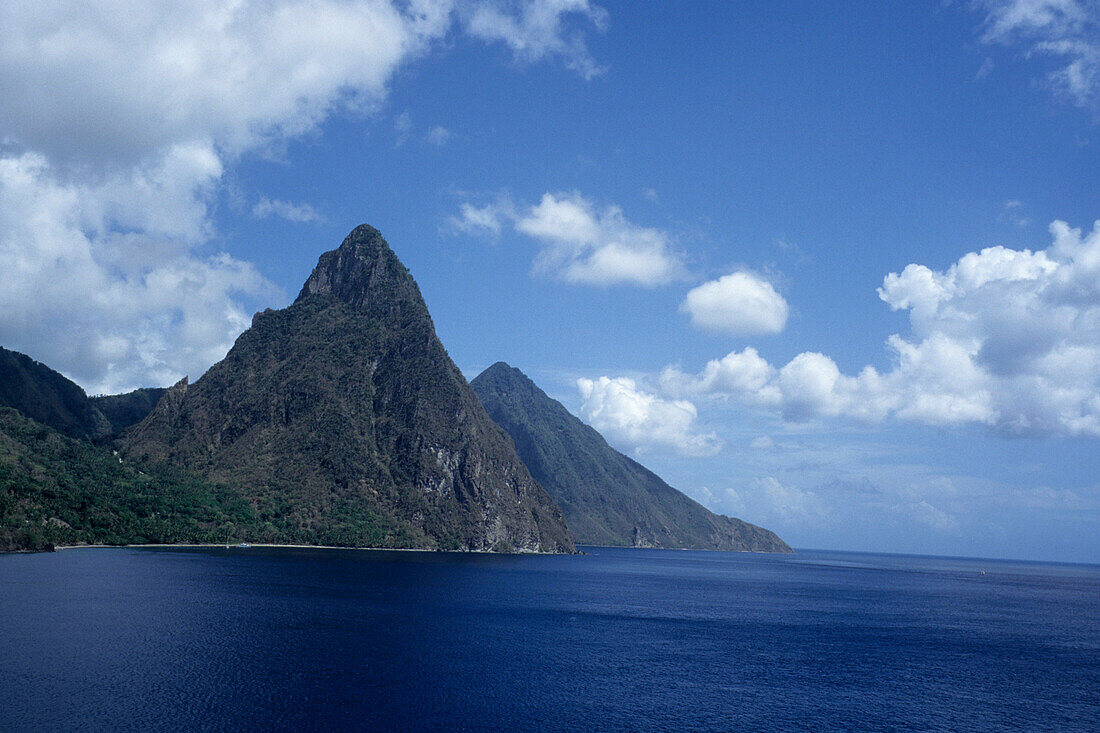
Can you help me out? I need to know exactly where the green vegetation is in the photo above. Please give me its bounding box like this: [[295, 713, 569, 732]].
[[471, 362, 792, 553], [0, 407, 251, 550], [91, 387, 167, 433], [0, 405, 462, 552], [0, 346, 111, 440]]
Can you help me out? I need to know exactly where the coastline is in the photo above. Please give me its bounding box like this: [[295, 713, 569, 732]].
[[6, 541, 795, 556], [51, 542, 564, 555], [49, 542, 793, 556]]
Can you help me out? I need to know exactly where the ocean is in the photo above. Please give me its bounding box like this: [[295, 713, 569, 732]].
[[1, 546, 1096, 732]]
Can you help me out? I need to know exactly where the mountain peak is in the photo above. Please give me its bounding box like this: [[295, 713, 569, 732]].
[[477, 361, 523, 382], [295, 224, 418, 310], [122, 226, 573, 553]]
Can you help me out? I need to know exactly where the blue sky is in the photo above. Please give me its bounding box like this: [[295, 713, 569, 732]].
[[2, 1, 1098, 561]]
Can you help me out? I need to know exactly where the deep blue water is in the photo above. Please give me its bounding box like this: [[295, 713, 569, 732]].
[[1, 546, 1097, 732]]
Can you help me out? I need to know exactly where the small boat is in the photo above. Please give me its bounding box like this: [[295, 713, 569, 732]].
[[237, 543, 251, 548]]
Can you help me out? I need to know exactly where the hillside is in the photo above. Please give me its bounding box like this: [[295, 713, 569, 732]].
[[471, 362, 791, 552], [0, 407, 257, 552], [0, 346, 111, 440]]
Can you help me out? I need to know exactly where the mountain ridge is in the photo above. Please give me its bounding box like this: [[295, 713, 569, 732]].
[[471, 361, 791, 553], [0, 346, 112, 440]]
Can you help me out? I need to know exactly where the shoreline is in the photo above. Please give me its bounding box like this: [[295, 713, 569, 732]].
[[53, 542, 564, 555], [51, 542, 789, 556]]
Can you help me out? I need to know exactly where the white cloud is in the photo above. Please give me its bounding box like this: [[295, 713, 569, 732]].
[[455, 191, 684, 286], [726, 477, 833, 525], [892, 498, 960, 533], [1011, 486, 1096, 511], [0, 1, 607, 392], [749, 435, 775, 450], [452, 199, 513, 237], [980, 0, 1100, 111], [252, 196, 324, 224], [394, 111, 413, 147], [521, 193, 683, 286], [426, 125, 452, 146], [576, 376, 721, 457], [660, 347, 780, 404], [681, 271, 789, 336], [464, 0, 609, 79], [0, 150, 275, 394], [0, 1, 436, 167], [663, 220, 1100, 437]]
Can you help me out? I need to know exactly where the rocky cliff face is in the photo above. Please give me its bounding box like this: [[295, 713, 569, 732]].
[[471, 362, 792, 553], [121, 225, 574, 553]]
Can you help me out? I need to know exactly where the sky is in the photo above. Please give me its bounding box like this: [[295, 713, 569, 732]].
[[1, 0, 1098, 562]]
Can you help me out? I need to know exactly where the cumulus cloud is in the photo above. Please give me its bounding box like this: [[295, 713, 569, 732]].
[[464, 0, 609, 79], [576, 376, 722, 457], [0, 0, 438, 392], [0, 0, 607, 392], [681, 271, 789, 336], [252, 196, 325, 223], [980, 0, 1100, 111], [662, 220, 1100, 437], [454, 191, 685, 286], [0, 149, 275, 394], [0, 1, 438, 167], [520, 193, 684, 286]]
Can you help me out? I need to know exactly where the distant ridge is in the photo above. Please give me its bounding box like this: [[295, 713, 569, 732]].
[[471, 362, 791, 553], [91, 388, 167, 434], [120, 225, 574, 553], [0, 346, 111, 440]]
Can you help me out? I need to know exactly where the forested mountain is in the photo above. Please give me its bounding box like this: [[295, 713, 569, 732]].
[[0, 346, 112, 440], [120, 225, 573, 553]]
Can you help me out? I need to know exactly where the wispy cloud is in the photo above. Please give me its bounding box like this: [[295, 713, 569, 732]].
[[979, 0, 1100, 112], [252, 196, 325, 224], [726, 477, 834, 526], [426, 125, 452, 146], [463, 0, 610, 80], [394, 111, 413, 147]]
